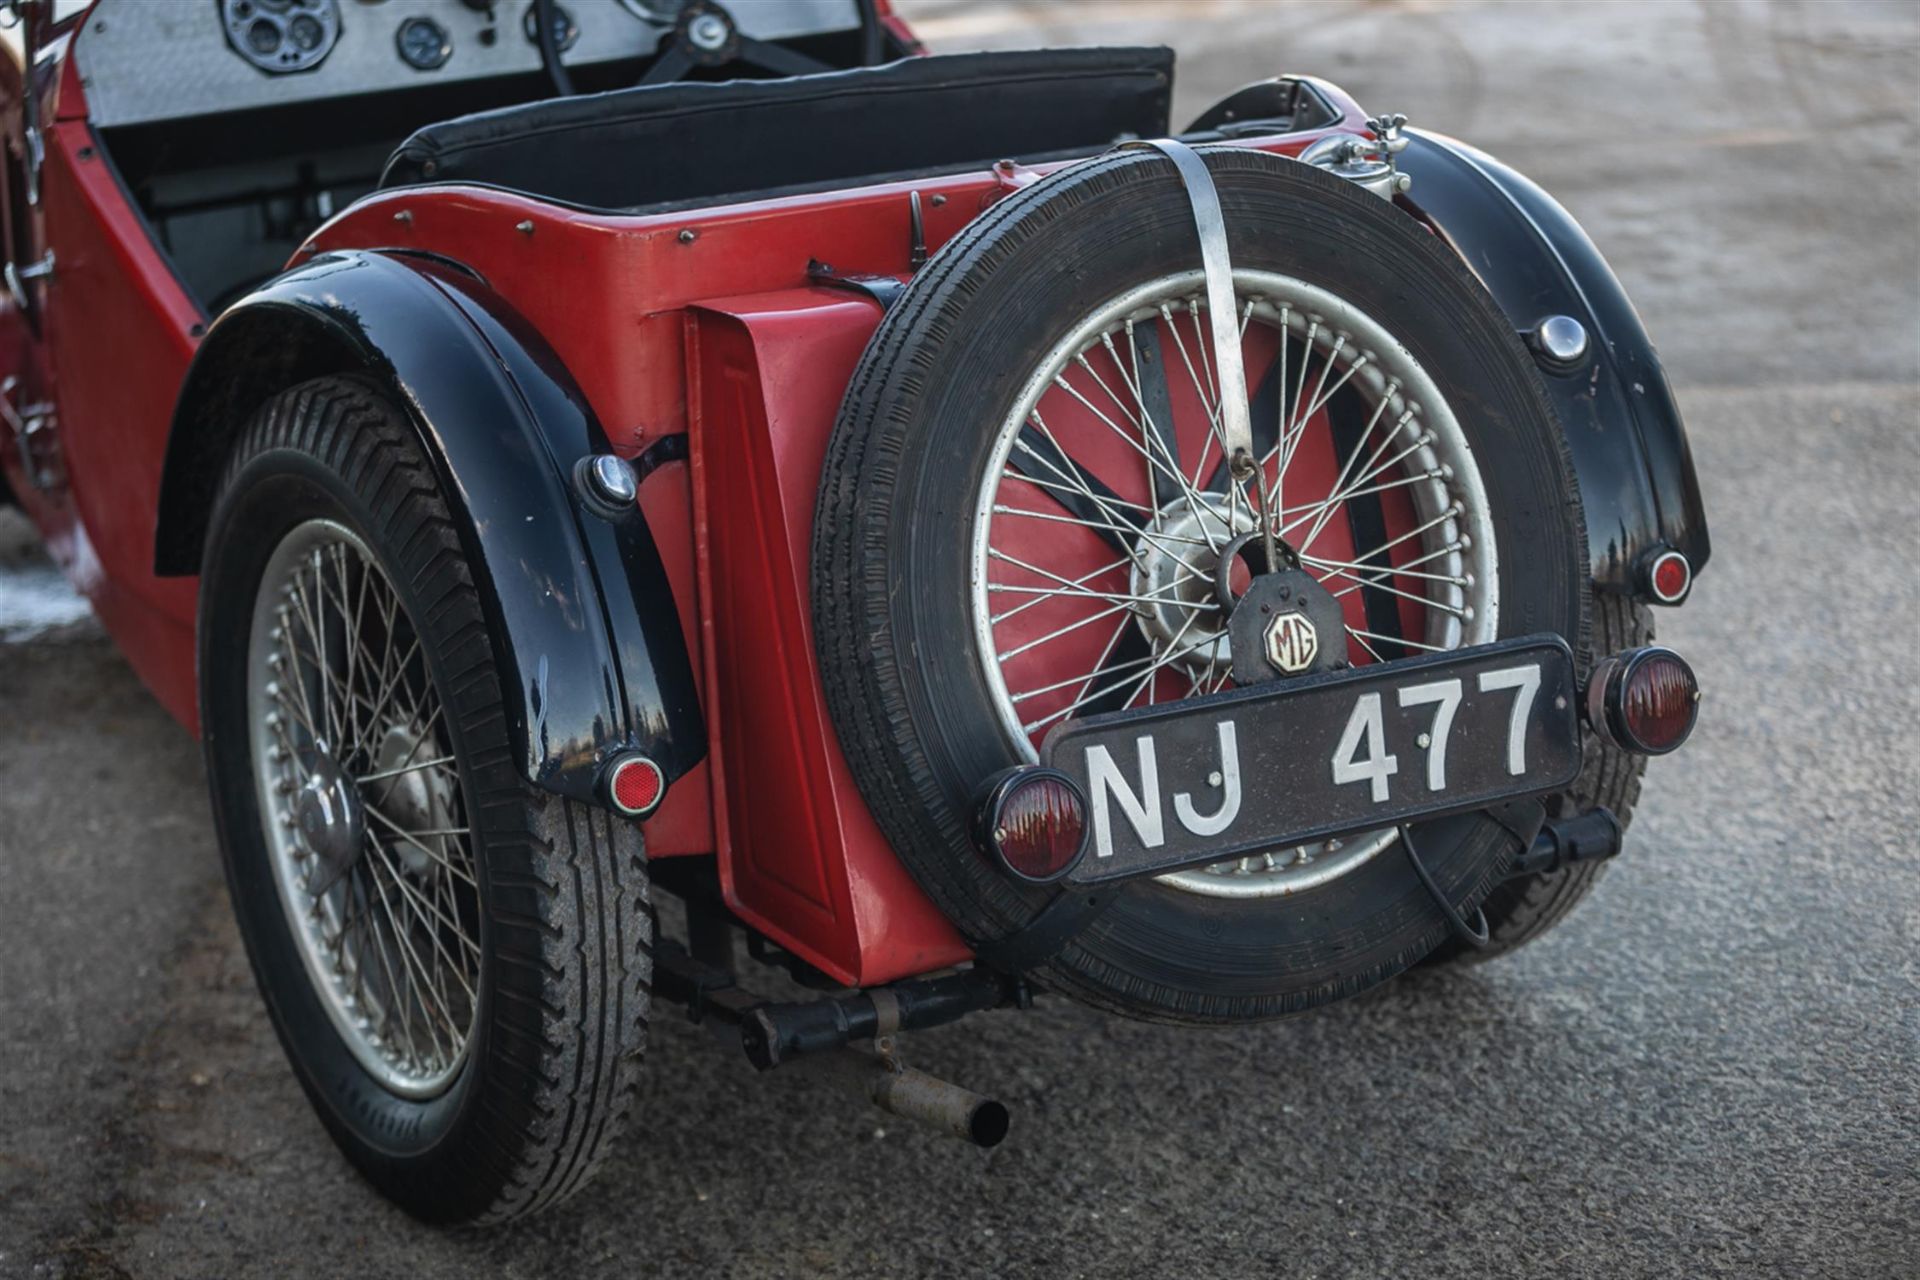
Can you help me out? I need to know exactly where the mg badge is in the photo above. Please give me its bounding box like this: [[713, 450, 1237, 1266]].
[[1264, 611, 1319, 674]]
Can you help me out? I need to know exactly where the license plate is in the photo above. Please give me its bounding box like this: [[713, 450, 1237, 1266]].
[[1042, 635, 1583, 885]]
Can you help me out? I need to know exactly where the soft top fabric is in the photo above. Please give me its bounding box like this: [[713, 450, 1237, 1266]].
[[379, 47, 1175, 212]]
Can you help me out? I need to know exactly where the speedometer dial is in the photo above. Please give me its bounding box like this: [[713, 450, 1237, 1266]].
[[395, 16, 454, 71]]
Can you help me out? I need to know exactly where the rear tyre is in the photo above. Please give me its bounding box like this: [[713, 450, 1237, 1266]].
[[814, 148, 1588, 1024], [1423, 593, 1653, 964], [199, 376, 650, 1222]]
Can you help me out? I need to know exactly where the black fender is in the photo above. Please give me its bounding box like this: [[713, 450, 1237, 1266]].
[[155, 249, 706, 803], [1395, 129, 1711, 595]]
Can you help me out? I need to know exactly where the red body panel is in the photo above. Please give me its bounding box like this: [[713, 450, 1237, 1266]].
[[685, 294, 968, 985], [0, 21, 1374, 983]]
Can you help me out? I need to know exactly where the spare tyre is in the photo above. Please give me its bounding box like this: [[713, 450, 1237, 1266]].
[[813, 146, 1586, 1023]]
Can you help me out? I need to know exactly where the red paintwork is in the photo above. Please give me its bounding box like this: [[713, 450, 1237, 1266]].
[[684, 293, 968, 984], [0, 11, 1378, 985]]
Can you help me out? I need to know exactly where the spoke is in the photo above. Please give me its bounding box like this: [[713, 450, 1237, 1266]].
[[1347, 626, 1389, 665], [1293, 332, 1347, 460], [1182, 633, 1229, 699], [361, 847, 464, 1053], [1283, 317, 1320, 470], [993, 490, 1213, 580], [1083, 336, 1179, 511], [305, 550, 345, 751], [1287, 422, 1432, 545], [997, 597, 1137, 663], [990, 552, 1132, 627], [1003, 463, 1155, 516], [286, 571, 336, 750], [357, 635, 424, 744], [1051, 368, 1210, 525], [364, 802, 479, 888], [1307, 541, 1466, 591], [269, 647, 324, 744], [1308, 402, 1419, 520], [995, 502, 1209, 549], [1333, 504, 1466, 569], [357, 705, 447, 808], [1331, 573, 1466, 617], [1314, 559, 1463, 591], [363, 836, 481, 987], [1107, 607, 1210, 716], [1155, 303, 1234, 552], [1295, 349, 1370, 441], [988, 579, 1217, 610], [1009, 417, 1142, 556], [324, 544, 366, 758], [1064, 613, 1143, 722], [354, 861, 422, 1064], [1009, 628, 1196, 703], [988, 546, 1217, 611], [355, 753, 458, 786], [1350, 627, 1452, 654], [1287, 472, 1444, 552], [290, 641, 433, 748], [1023, 611, 1213, 734]]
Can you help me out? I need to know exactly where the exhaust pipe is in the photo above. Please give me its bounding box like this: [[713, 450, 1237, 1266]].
[[814, 1047, 1010, 1149]]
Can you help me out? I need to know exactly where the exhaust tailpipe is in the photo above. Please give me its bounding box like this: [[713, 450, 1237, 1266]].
[[815, 1048, 1010, 1149]]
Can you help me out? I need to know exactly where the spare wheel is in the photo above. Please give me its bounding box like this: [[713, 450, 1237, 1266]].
[[812, 147, 1587, 1023]]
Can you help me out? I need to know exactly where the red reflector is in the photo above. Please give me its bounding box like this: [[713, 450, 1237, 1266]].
[[977, 768, 1088, 884], [607, 756, 665, 816], [1647, 549, 1692, 604], [1621, 651, 1698, 753]]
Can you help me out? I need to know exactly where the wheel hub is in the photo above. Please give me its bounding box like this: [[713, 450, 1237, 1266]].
[[1129, 493, 1252, 674], [294, 751, 364, 890], [369, 723, 456, 877]]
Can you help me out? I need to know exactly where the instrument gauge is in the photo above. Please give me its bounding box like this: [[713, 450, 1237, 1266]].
[[523, 2, 581, 53], [220, 0, 342, 74], [395, 16, 454, 70]]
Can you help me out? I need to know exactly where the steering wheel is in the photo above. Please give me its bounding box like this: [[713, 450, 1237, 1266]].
[[532, 0, 885, 96]]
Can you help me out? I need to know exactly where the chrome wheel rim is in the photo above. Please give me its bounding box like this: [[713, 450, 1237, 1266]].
[[970, 270, 1500, 899], [246, 519, 480, 1097]]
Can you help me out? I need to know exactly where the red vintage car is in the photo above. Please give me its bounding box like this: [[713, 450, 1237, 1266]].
[[1, 0, 1707, 1223]]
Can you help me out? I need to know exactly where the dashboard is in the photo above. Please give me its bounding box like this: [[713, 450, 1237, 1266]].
[[71, 0, 863, 129]]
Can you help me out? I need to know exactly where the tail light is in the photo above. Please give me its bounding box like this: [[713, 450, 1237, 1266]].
[[603, 753, 666, 817], [973, 767, 1089, 884], [1586, 647, 1700, 755]]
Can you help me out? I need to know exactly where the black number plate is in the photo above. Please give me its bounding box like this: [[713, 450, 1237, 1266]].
[[1042, 635, 1583, 885]]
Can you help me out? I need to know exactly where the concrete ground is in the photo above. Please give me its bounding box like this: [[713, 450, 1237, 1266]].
[[2, 1, 1915, 1276]]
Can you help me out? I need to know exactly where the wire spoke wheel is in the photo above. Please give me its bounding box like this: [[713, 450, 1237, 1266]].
[[246, 518, 480, 1098], [972, 269, 1498, 898], [205, 377, 651, 1220]]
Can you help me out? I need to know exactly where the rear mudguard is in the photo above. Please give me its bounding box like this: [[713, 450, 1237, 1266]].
[[1395, 129, 1711, 594], [154, 249, 705, 804]]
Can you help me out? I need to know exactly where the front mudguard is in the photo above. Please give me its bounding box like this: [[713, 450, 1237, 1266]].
[[1395, 130, 1711, 595], [154, 250, 705, 804]]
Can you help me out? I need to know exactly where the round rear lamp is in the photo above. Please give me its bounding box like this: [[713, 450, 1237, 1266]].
[[603, 753, 666, 817], [1645, 549, 1692, 605], [973, 767, 1089, 884], [1587, 647, 1700, 755]]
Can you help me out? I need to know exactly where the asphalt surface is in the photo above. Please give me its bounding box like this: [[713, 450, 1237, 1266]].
[[2, 2, 1916, 1277]]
